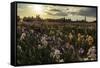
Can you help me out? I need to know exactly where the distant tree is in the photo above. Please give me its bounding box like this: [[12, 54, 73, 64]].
[[23, 16, 34, 22], [36, 15, 41, 21], [17, 16, 20, 22]]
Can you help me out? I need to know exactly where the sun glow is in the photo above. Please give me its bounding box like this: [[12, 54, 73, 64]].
[[33, 5, 44, 15]]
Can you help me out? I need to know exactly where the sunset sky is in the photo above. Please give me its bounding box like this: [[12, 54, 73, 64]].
[[17, 3, 97, 22]]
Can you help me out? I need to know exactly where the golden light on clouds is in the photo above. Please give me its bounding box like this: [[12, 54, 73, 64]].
[[17, 3, 96, 22]]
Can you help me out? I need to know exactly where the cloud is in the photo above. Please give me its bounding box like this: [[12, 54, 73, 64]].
[[54, 12, 68, 16], [45, 7, 68, 16], [49, 9, 61, 12], [45, 11, 68, 16], [70, 7, 97, 17], [45, 11, 54, 15], [78, 7, 96, 17]]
